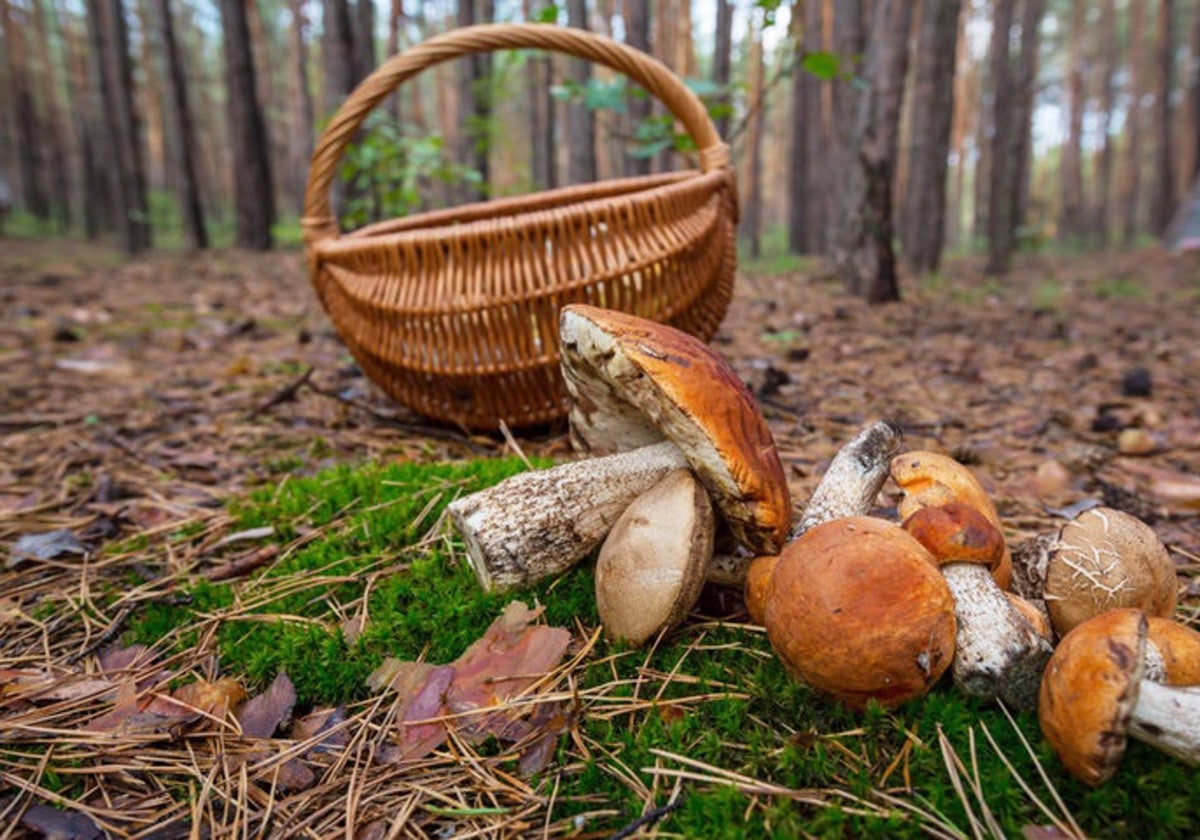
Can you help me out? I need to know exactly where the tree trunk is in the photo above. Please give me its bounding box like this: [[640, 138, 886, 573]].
[[89, 0, 151, 254], [1011, 0, 1044, 236], [5, 1, 49, 220], [946, 9, 973, 253], [1122, 0, 1146, 244], [1059, 0, 1086, 244], [828, 1, 866, 252], [984, 0, 1017, 274], [154, 0, 207, 249], [525, 0, 557, 190], [566, 0, 597, 184], [323, 0, 357, 114], [219, 0, 274, 250], [624, 0, 651, 176], [900, 0, 961, 274], [740, 11, 765, 259], [455, 0, 493, 202], [31, 0, 72, 229], [832, 0, 913, 303], [1093, 0, 1118, 245], [288, 0, 316, 216], [1192, 4, 1200, 183], [353, 0, 375, 82], [713, 0, 733, 142], [1152, 0, 1176, 236]]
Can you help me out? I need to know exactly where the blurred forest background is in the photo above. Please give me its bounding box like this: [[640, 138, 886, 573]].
[[2, 0, 1200, 297]]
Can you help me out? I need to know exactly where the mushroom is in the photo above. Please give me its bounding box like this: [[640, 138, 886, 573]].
[[763, 516, 957, 710], [594, 469, 714, 644], [901, 503, 1053, 709], [1039, 608, 1200, 786], [1011, 506, 1177, 638], [890, 451, 1013, 590], [743, 419, 904, 623], [1144, 616, 1200, 685], [448, 305, 790, 592]]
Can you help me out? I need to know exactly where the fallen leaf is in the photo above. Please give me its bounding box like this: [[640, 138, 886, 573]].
[[1113, 459, 1200, 513], [238, 672, 295, 738], [172, 677, 248, 721], [290, 705, 349, 752], [0, 796, 103, 840], [394, 663, 455, 761], [8, 529, 86, 568]]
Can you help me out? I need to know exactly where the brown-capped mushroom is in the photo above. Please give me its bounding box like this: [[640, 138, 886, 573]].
[[449, 305, 790, 592], [1011, 506, 1177, 638], [890, 450, 1013, 590], [902, 503, 1053, 709], [1039, 608, 1200, 786], [742, 419, 903, 621], [1144, 616, 1200, 685], [594, 469, 715, 644], [763, 516, 956, 710]]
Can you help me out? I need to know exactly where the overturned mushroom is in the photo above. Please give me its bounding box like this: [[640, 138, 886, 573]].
[[1011, 506, 1177, 638], [449, 305, 789, 592], [901, 503, 1053, 709], [890, 450, 1013, 590], [743, 419, 904, 622], [595, 469, 714, 644], [763, 516, 956, 710], [1039, 608, 1200, 786]]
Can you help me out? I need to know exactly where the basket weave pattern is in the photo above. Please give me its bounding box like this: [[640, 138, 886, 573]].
[[303, 24, 738, 430]]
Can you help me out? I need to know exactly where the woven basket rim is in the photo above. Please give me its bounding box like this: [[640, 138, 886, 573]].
[[310, 170, 726, 258]]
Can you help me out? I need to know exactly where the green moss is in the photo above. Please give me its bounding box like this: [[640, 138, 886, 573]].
[[120, 456, 1200, 838]]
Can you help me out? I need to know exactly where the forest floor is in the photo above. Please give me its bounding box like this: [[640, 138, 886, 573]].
[[1, 236, 1199, 836]]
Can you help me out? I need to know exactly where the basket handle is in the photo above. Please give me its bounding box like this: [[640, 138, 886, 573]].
[[302, 23, 730, 245]]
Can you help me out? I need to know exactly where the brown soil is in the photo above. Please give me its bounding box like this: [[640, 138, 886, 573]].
[[2, 237, 1198, 587]]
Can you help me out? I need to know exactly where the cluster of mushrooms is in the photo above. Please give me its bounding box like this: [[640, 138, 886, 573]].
[[447, 304, 1199, 788]]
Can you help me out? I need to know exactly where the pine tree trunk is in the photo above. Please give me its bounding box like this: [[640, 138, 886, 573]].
[[1059, 0, 1086, 244], [901, 0, 961, 274], [832, 0, 913, 303], [787, 5, 808, 254], [566, 0, 597, 184], [624, 0, 651, 176], [154, 0, 207, 249], [947, 8, 972, 252], [525, 0, 557, 190], [31, 0, 72, 229], [740, 12, 765, 258], [984, 0, 1017, 274], [828, 1, 866, 252], [6, 1, 49, 220], [1122, 0, 1146, 244], [1152, 0, 1176, 235], [219, 0, 274, 250], [713, 0, 733, 142], [288, 0, 315, 216], [1011, 0, 1044, 236], [1093, 0, 1118, 245]]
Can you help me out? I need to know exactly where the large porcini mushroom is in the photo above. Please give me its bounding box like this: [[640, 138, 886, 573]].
[[448, 305, 790, 592], [1144, 616, 1200, 685], [743, 419, 904, 623], [763, 516, 956, 710], [594, 469, 715, 644], [1039, 608, 1200, 786], [901, 503, 1052, 709], [1011, 506, 1177, 638], [890, 451, 1013, 590]]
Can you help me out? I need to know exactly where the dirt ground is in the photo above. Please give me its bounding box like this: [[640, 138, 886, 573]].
[[1, 237, 1199, 595]]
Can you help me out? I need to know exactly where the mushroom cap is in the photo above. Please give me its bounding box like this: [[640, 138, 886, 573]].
[[1145, 616, 1200, 686], [763, 516, 957, 710], [1038, 608, 1147, 786], [743, 553, 780, 626], [1045, 507, 1177, 637], [890, 451, 1013, 589], [901, 502, 1006, 571], [559, 304, 791, 555], [595, 469, 714, 645]]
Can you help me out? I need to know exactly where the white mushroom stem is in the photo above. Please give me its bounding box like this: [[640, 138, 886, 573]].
[[448, 440, 687, 592], [942, 563, 1053, 709], [792, 420, 903, 538], [1128, 682, 1200, 767]]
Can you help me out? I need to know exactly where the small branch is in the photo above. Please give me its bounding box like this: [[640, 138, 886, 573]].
[[248, 365, 314, 418], [202, 544, 280, 582]]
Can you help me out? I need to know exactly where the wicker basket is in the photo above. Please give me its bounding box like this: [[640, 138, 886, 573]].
[[302, 24, 738, 430]]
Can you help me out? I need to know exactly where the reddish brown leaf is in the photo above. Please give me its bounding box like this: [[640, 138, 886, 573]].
[[84, 686, 199, 736], [171, 677, 247, 721], [237, 672, 295, 738], [290, 705, 349, 753], [1, 796, 103, 840]]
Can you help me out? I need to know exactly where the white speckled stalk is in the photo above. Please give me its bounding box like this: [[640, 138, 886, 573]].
[[1128, 682, 1200, 767], [942, 563, 1054, 709], [448, 441, 687, 592], [792, 420, 904, 539]]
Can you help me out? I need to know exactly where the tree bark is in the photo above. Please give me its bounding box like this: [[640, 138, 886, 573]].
[[152, 0, 207, 249], [624, 0, 651, 176], [6, 1, 49, 220], [287, 0, 316, 216], [323, 0, 357, 114], [984, 0, 1017, 274], [88, 0, 151, 254], [1122, 0, 1146, 244], [566, 0, 597, 184], [946, 9, 973, 253], [713, 0, 734, 142], [789, 0, 826, 255], [31, 0, 72, 229], [219, 0, 275, 250], [740, 12, 765, 258], [1011, 0, 1044, 236], [828, 1, 866, 252], [832, 0, 913, 303], [1059, 0, 1086, 244], [900, 0, 962, 274], [525, 0, 557, 190], [1093, 0, 1118, 245], [1152, 0, 1176, 236]]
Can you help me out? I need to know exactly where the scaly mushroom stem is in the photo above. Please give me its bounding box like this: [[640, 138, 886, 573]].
[[792, 420, 903, 538], [942, 563, 1053, 708], [449, 441, 687, 592], [1128, 682, 1200, 767]]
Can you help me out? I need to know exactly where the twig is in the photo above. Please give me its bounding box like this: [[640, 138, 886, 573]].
[[202, 544, 281, 582], [606, 791, 683, 840], [248, 366, 315, 419]]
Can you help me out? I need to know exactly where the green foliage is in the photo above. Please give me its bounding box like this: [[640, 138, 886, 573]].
[[122, 457, 1200, 838], [800, 51, 841, 81]]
